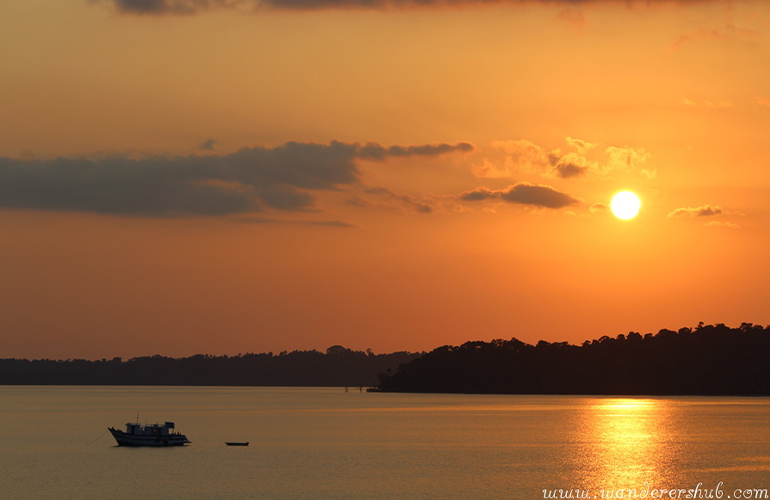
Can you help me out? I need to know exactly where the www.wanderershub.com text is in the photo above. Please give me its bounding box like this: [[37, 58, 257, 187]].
[[543, 482, 769, 499]]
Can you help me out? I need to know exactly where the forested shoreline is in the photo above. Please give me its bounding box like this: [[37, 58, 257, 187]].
[[4, 323, 770, 394], [375, 323, 770, 395], [0, 346, 420, 387]]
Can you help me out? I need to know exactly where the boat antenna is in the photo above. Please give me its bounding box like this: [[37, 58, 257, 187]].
[[136, 411, 139, 424]]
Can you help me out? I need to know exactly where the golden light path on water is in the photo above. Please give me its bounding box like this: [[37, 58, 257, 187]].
[[567, 399, 682, 496]]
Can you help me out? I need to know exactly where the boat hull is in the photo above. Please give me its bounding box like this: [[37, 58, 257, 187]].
[[109, 427, 190, 447]]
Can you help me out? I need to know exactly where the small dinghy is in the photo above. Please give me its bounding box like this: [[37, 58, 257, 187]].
[[225, 442, 249, 446]]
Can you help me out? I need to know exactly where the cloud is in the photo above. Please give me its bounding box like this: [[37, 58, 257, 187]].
[[199, 138, 216, 151], [344, 196, 369, 207], [705, 221, 740, 230], [357, 142, 474, 161], [363, 186, 433, 214], [681, 98, 734, 110], [306, 220, 357, 227], [483, 137, 651, 180], [232, 215, 278, 223], [705, 101, 732, 109], [553, 152, 589, 179], [112, 0, 208, 14], [460, 182, 580, 209], [0, 140, 469, 217], [667, 204, 725, 218], [460, 187, 497, 202], [487, 139, 550, 177], [671, 20, 760, 50], [554, 8, 586, 30], [604, 145, 654, 178], [605, 145, 650, 170], [565, 137, 597, 155], [589, 202, 609, 213], [755, 97, 770, 108], [108, 0, 735, 15]]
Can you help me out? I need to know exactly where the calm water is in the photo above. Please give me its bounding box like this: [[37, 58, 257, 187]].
[[1, 387, 769, 499]]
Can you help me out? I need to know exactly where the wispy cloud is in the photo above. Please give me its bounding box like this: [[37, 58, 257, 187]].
[[705, 101, 732, 109], [107, 0, 734, 15], [305, 219, 357, 227], [667, 204, 725, 218], [460, 182, 581, 209], [565, 137, 597, 155], [589, 202, 609, 213], [681, 97, 734, 109], [554, 7, 586, 30], [362, 187, 433, 214], [477, 138, 652, 180], [705, 220, 740, 230], [0, 140, 470, 217], [604, 145, 651, 175], [671, 19, 760, 50]]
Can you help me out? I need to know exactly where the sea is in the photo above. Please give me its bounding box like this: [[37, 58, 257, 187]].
[[1, 386, 769, 500]]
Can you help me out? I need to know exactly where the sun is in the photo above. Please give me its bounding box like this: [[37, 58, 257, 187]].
[[610, 191, 641, 220]]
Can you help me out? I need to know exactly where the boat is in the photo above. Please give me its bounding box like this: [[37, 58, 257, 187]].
[[109, 421, 191, 447], [225, 442, 249, 446]]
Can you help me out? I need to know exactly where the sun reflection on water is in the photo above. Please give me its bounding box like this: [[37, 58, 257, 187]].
[[567, 398, 682, 494]]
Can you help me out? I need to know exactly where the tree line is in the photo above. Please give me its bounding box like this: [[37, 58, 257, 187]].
[[0, 346, 420, 387], [374, 323, 770, 395]]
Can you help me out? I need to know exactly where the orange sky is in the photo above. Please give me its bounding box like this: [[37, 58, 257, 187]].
[[1, 0, 769, 359]]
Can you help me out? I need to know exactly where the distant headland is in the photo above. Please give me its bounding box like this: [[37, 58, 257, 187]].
[[374, 323, 770, 396], [3, 323, 769, 395], [0, 346, 420, 388]]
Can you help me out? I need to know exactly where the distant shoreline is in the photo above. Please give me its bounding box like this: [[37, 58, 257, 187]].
[[4, 323, 769, 396], [0, 347, 420, 388], [374, 323, 770, 396]]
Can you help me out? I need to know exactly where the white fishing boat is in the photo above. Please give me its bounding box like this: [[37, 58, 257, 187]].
[[109, 420, 190, 447]]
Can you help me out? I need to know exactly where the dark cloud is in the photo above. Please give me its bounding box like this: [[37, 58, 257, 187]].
[[232, 215, 278, 224], [344, 196, 369, 207], [460, 187, 497, 202], [553, 157, 588, 178], [363, 187, 392, 195], [109, 0, 713, 15], [199, 138, 216, 151], [357, 142, 473, 161], [667, 204, 725, 218], [460, 182, 580, 209], [384, 142, 474, 158], [500, 183, 580, 208], [113, 0, 215, 14], [306, 220, 357, 227], [0, 140, 468, 217]]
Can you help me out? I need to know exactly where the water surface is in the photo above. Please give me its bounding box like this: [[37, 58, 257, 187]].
[[1, 387, 769, 499]]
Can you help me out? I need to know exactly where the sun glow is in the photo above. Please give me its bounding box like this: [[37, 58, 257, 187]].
[[610, 191, 641, 220]]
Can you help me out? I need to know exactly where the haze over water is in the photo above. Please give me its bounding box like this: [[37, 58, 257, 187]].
[[2, 387, 769, 499]]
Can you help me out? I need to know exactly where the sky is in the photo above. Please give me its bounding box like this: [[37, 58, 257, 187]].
[[1, 0, 769, 359]]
